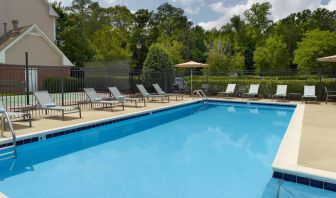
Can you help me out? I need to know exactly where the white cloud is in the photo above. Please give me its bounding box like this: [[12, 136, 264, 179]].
[[323, 0, 336, 10], [209, 2, 226, 13], [199, 0, 336, 30], [104, 0, 118, 4], [170, 0, 206, 15]]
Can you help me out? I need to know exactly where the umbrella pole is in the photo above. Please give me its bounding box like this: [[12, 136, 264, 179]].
[[190, 69, 193, 96]]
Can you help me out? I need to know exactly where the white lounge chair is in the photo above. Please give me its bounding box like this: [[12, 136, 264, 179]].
[[34, 91, 81, 121], [0, 100, 32, 129], [219, 84, 236, 96], [242, 84, 259, 100], [136, 84, 169, 102], [83, 88, 124, 111], [302, 86, 317, 103], [272, 85, 287, 100], [152, 83, 183, 100], [108, 87, 146, 107]]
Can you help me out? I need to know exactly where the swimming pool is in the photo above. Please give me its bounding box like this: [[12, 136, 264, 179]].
[[0, 101, 334, 197]]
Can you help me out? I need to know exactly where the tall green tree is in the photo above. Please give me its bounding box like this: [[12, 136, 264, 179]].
[[107, 5, 134, 33], [294, 30, 336, 70], [207, 36, 245, 71], [156, 34, 184, 64], [90, 26, 132, 60], [244, 2, 272, 36], [254, 36, 290, 72], [131, 9, 154, 68], [52, 1, 94, 66]]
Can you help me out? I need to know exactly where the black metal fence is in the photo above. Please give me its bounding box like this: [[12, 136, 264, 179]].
[[0, 64, 175, 115], [0, 64, 336, 116]]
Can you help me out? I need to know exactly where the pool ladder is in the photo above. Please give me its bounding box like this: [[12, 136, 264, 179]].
[[193, 90, 207, 100], [0, 112, 17, 161]]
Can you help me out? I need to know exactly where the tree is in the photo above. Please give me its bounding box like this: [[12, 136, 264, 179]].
[[156, 34, 184, 64], [244, 2, 272, 36], [273, 15, 302, 68], [107, 5, 134, 33], [141, 44, 175, 88], [254, 36, 290, 72], [90, 26, 132, 60], [131, 9, 154, 68], [206, 36, 245, 71], [52, 1, 94, 66], [307, 8, 336, 32], [189, 25, 208, 63], [294, 30, 336, 70], [151, 3, 192, 36]]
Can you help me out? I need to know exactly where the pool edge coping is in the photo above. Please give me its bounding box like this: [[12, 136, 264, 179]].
[[272, 104, 336, 191], [0, 99, 203, 145]]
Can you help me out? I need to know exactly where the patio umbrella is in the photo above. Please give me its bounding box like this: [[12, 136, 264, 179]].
[[317, 55, 336, 62], [175, 61, 209, 95], [316, 55, 336, 98]]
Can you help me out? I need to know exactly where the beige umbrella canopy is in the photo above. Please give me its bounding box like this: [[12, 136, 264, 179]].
[[175, 61, 209, 68], [317, 55, 336, 62], [175, 61, 209, 95]]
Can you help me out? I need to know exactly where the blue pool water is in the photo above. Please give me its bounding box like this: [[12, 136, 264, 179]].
[[0, 102, 334, 198]]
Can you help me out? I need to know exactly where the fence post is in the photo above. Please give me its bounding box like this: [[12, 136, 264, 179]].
[[25, 52, 30, 105], [319, 67, 322, 101], [61, 66, 65, 106], [165, 71, 167, 92]]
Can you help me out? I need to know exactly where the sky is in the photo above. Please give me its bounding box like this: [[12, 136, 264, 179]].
[[53, 0, 336, 29]]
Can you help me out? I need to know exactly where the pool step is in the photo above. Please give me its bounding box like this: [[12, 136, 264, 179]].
[[0, 146, 16, 160], [0, 145, 15, 151], [0, 112, 17, 160]]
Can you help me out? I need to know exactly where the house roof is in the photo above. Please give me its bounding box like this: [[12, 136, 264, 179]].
[[0, 25, 33, 51], [0, 24, 73, 66]]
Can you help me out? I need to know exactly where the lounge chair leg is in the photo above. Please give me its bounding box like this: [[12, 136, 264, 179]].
[[28, 114, 32, 127], [62, 110, 65, 121], [135, 101, 137, 108], [144, 99, 146, 107], [79, 107, 82, 118], [122, 102, 125, 111]]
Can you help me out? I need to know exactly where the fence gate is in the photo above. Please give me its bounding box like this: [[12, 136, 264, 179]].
[[26, 68, 38, 92]]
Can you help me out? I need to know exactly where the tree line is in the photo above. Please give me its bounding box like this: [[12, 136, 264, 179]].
[[52, 0, 336, 72]]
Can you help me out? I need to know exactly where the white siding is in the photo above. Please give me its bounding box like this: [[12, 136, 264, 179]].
[[0, 0, 56, 41], [6, 34, 62, 66]]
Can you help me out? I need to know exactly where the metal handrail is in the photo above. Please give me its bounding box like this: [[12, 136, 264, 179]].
[[1, 112, 17, 158], [193, 90, 207, 100]]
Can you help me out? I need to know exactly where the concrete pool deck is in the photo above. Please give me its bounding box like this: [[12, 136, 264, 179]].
[[1, 97, 336, 184]]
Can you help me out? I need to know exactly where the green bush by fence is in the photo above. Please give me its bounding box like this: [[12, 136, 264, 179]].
[[44, 77, 82, 93], [190, 78, 336, 98]]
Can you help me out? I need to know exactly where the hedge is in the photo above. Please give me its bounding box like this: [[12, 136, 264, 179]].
[[44, 77, 82, 93], [190, 78, 336, 99]]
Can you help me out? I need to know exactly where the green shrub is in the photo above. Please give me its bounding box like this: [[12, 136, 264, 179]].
[[190, 78, 335, 99], [44, 77, 82, 93], [141, 44, 175, 91]]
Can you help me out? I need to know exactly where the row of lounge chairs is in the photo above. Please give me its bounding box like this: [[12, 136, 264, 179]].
[[0, 84, 182, 130], [220, 84, 319, 103]]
